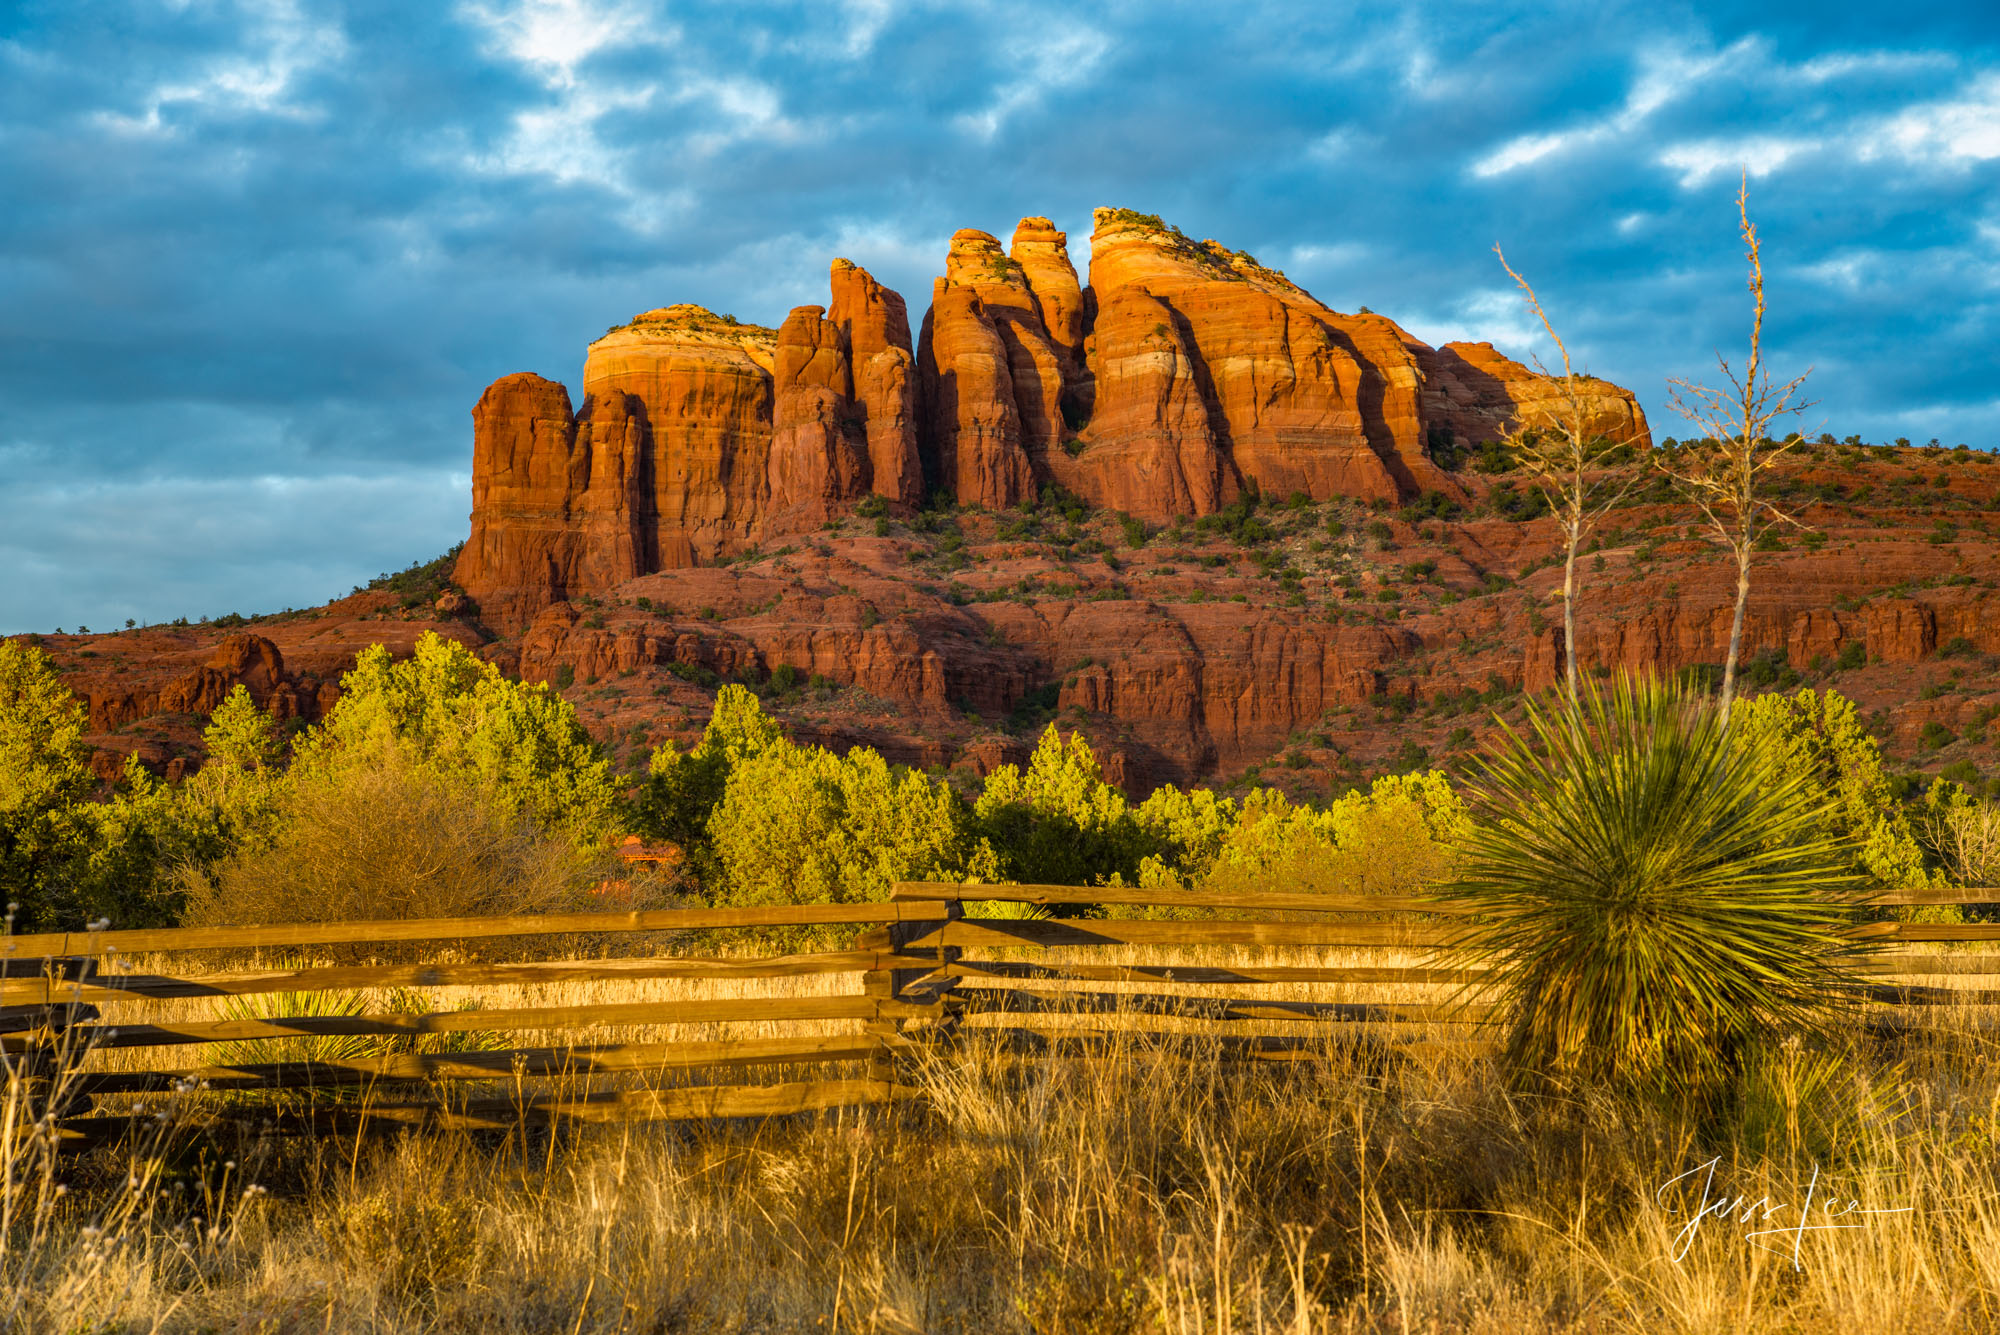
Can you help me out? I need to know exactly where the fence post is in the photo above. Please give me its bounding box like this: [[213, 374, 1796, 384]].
[[858, 899, 963, 1087]]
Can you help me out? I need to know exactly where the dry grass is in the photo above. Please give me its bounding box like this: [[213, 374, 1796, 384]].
[[9, 942, 2000, 1333]]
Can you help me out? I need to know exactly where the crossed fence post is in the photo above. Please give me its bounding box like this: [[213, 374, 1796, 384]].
[[857, 894, 964, 1087]]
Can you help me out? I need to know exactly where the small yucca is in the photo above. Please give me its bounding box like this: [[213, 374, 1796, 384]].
[[1443, 673, 1871, 1108]]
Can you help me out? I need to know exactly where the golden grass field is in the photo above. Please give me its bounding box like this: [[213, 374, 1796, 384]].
[[11, 940, 2000, 1334]]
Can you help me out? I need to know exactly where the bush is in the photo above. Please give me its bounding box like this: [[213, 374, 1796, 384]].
[[298, 634, 619, 843], [1448, 674, 1869, 1108], [709, 742, 994, 907], [1732, 687, 1937, 891], [974, 728, 1152, 888], [1835, 641, 1867, 671], [1118, 514, 1148, 548], [0, 638, 99, 926], [181, 756, 608, 933], [1184, 772, 1465, 901], [634, 685, 785, 856]]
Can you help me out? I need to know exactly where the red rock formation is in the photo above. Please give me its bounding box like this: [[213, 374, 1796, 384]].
[[459, 209, 1653, 627], [580, 305, 777, 571], [767, 305, 868, 531], [1010, 217, 1085, 369], [828, 259, 924, 507], [1420, 340, 1651, 453], [916, 278, 1036, 508], [460, 264, 923, 630], [86, 634, 307, 733]]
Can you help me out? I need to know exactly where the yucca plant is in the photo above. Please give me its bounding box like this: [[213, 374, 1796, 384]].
[[1443, 672, 1873, 1109]]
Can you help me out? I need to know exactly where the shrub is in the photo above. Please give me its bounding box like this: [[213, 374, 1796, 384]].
[[974, 728, 1152, 888], [1835, 641, 1867, 671], [297, 634, 619, 843], [181, 755, 608, 933], [1183, 772, 1465, 901], [634, 685, 785, 856], [1447, 675, 1869, 1108], [1940, 759, 1982, 789], [1119, 514, 1148, 548], [709, 742, 995, 907], [1732, 687, 1937, 891]]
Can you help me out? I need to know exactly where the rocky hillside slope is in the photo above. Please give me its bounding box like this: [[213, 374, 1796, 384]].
[[36, 442, 2000, 806]]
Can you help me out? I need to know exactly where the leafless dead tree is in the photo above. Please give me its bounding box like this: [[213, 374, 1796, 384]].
[[1654, 178, 1815, 723], [1493, 245, 1640, 702]]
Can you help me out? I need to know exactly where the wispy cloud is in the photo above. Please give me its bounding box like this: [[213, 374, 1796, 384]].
[[1471, 36, 1762, 177], [954, 23, 1110, 140], [91, 0, 348, 134]]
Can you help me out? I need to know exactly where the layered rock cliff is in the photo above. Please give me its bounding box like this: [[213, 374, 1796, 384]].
[[43, 444, 2000, 801], [456, 209, 1650, 630]]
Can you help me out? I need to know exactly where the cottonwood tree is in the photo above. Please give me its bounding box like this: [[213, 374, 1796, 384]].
[[1656, 179, 1815, 724], [1493, 246, 1640, 702]]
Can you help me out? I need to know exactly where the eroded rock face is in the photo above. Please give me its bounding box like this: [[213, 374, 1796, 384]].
[[1420, 341, 1651, 458], [768, 305, 868, 531], [829, 259, 924, 508], [916, 276, 1035, 509], [458, 209, 1651, 627], [87, 634, 312, 733], [458, 264, 923, 631]]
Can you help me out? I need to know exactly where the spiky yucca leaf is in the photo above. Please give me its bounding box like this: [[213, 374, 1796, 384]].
[[1444, 673, 1870, 1106]]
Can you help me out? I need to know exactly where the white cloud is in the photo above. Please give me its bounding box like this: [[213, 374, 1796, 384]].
[[1471, 36, 1762, 178], [458, 0, 678, 190], [458, 0, 661, 88], [91, 0, 348, 135], [1795, 50, 1956, 83], [1866, 72, 2000, 165], [1657, 135, 1815, 188], [1400, 289, 1550, 362], [955, 24, 1109, 140], [1287, 242, 1372, 272], [835, 0, 897, 59]]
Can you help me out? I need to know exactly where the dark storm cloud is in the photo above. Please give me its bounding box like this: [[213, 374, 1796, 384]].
[[3, 0, 1997, 631]]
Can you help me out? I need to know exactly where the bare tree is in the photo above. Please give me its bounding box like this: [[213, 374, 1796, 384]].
[[1493, 245, 1640, 702], [1655, 178, 1814, 724]]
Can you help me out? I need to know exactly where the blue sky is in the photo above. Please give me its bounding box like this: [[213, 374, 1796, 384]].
[[3, 0, 1997, 633]]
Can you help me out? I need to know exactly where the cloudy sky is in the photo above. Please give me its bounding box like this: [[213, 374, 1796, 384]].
[[3, 0, 1997, 632]]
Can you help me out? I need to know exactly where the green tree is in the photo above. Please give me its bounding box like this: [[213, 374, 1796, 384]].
[[296, 633, 619, 842], [974, 727, 1152, 886], [709, 741, 995, 906], [1190, 772, 1466, 900], [0, 638, 101, 927], [204, 684, 285, 773], [633, 684, 786, 855], [1730, 687, 1934, 891]]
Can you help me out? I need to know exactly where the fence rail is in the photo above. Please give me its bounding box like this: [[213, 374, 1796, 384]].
[[9, 879, 1997, 1150]]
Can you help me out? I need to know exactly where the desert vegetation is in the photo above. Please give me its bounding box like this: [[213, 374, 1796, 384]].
[[7, 622, 2000, 1329]]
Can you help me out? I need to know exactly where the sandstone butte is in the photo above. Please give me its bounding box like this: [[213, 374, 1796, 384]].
[[35, 210, 2000, 801], [453, 209, 1650, 631]]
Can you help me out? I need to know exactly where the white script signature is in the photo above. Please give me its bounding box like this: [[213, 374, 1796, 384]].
[[1654, 1158, 1912, 1268]]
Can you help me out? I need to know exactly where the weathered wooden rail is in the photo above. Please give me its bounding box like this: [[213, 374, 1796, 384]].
[[4, 882, 1995, 1149]]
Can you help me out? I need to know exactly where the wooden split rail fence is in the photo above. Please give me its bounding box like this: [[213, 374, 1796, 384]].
[[4, 883, 1997, 1149]]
